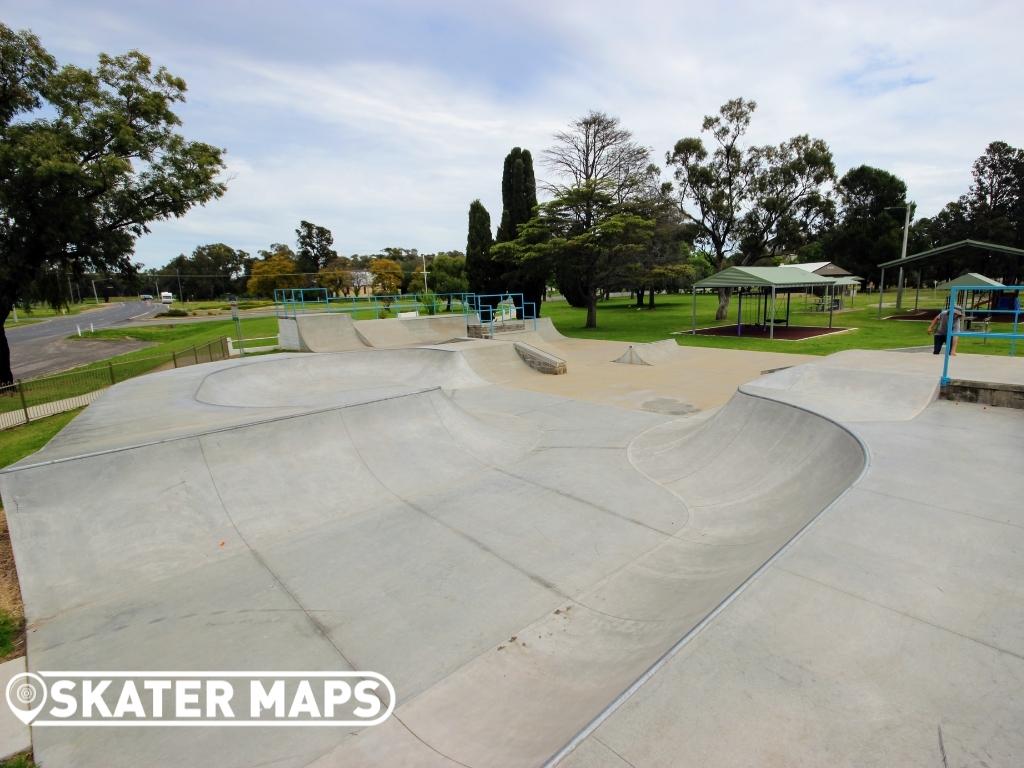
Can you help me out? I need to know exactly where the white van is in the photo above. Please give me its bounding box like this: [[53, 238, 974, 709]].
[[160, 291, 174, 304]]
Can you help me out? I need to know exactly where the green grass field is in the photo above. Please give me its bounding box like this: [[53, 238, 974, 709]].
[[544, 289, 1019, 357], [0, 409, 82, 469], [4, 300, 108, 327], [81, 316, 279, 354], [0, 753, 33, 768], [0, 318, 281, 415]]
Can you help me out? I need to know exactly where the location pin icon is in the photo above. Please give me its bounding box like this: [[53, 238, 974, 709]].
[[5, 672, 48, 726]]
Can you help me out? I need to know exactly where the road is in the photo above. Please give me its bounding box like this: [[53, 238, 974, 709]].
[[4, 301, 164, 379]]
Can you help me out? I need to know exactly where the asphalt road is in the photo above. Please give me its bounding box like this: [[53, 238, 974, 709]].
[[5, 301, 165, 379]]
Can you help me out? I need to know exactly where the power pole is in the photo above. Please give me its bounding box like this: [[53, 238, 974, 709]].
[[895, 205, 911, 310]]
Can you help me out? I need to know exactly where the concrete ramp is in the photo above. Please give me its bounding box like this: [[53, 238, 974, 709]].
[[354, 314, 469, 347], [743, 349, 940, 421], [612, 339, 681, 366], [279, 312, 369, 352], [532, 316, 569, 342], [279, 313, 470, 351], [196, 348, 486, 407]]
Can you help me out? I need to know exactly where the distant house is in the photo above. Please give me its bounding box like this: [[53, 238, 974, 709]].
[[351, 270, 372, 296]]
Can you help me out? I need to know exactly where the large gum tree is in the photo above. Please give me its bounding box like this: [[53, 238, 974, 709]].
[[0, 24, 226, 385]]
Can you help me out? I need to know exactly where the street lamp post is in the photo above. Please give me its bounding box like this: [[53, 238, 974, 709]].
[[420, 253, 429, 293], [887, 205, 912, 310]]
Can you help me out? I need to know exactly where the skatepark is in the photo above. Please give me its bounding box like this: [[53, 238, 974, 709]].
[[2, 312, 1023, 767]]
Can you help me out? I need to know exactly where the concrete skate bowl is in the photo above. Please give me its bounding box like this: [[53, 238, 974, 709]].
[[196, 347, 486, 408], [0, 356, 865, 768]]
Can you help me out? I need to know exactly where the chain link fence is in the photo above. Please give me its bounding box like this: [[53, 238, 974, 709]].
[[0, 337, 229, 430]]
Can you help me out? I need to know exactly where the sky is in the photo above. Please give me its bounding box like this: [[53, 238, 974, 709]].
[[3, 0, 1023, 268]]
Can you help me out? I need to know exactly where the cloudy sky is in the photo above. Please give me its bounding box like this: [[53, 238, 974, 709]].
[[3, 1, 1022, 267]]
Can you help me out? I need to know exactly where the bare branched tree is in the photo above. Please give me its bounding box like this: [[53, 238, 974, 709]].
[[543, 111, 652, 221]]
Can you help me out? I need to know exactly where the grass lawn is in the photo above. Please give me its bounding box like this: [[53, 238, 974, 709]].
[[4, 300, 107, 327], [0, 754, 34, 768], [81, 315, 279, 355], [0, 409, 82, 469], [164, 299, 275, 314], [0, 318, 280, 415], [544, 289, 1019, 357]]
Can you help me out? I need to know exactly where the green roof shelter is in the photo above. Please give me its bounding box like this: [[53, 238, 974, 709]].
[[692, 266, 837, 339], [876, 239, 1024, 317]]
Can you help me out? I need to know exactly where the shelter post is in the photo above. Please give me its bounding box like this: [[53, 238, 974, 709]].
[[770, 286, 776, 340], [877, 267, 886, 318], [691, 287, 696, 334]]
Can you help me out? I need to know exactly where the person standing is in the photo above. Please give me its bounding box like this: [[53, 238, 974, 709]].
[[928, 302, 964, 355]]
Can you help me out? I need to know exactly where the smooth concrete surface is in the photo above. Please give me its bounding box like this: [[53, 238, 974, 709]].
[[0, 657, 30, 759], [1, 339, 1022, 767], [281, 313, 471, 352], [559, 364, 1024, 768]]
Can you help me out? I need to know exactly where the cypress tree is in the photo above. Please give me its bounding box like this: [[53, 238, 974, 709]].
[[495, 147, 545, 315], [466, 199, 497, 295]]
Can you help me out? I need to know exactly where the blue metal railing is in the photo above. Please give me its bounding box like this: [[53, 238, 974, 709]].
[[273, 288, 541, 337], [464, 293, 538, 336], [274, 288, 475, 320], [941, 285, 1022, 385]]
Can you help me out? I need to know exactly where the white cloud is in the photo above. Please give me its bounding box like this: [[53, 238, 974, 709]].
[[4, 0, 1023, 266]]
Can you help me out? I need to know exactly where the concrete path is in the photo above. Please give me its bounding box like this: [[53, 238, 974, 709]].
[[0, 657, 30, 760]]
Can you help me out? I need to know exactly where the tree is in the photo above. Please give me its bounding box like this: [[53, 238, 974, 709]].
[[246, 251, 302, 297], [466, 200, 497, 295], [370, 258, 403, 295], [914, 143, 1024, 281], [295, 220, 337, 275], [494, 147, 545, 314], [739, 135, 836, 262], [821, 166, 909, 282], [544, 110, 653, 205], [318, 255, 353, 296], [429, 252, 469, 310], [162, 243, 247, 300], [0, 25, 226, 384], [538, 111, 653, 312], [498, 182, 655, 328], [667, 98, 835, 319], [622, 165, 693, 308]]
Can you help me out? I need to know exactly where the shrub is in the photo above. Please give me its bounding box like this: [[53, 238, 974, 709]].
[[418, 291, 439, 315]]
